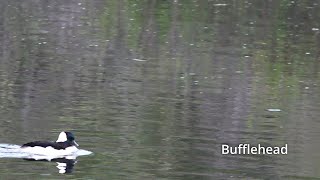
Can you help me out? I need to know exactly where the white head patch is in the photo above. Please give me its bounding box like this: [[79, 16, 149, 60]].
[[56, 132, 67, 142]]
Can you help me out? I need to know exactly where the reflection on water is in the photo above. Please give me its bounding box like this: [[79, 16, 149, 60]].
[[0, 0, 320, 179], [24, 158, 76, 174]]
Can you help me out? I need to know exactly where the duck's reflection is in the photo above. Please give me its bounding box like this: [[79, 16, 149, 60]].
[[56, 158, 76, 174], [23, 157, 77, 174]]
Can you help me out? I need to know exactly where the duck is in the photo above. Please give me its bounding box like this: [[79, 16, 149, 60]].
[[20, 131, 79, 156]]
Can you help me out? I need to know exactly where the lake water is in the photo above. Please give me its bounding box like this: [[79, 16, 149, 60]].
[[0, 0, 320, 179]]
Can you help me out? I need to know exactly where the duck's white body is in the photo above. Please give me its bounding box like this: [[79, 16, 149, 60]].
[[20, 132, 79, 157], [20, 145, 78, 156]]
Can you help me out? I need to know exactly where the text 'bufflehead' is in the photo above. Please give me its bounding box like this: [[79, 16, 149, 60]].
[[21, 132, 79, 156]]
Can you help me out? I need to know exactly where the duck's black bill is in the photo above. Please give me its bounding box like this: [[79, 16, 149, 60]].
[[73, 141, 79, 147]]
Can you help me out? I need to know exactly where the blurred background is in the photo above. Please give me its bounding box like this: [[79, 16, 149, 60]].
[[0, 0, 320, 179]]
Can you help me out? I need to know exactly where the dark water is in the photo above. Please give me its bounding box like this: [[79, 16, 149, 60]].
[[0, 0, 320, 179]]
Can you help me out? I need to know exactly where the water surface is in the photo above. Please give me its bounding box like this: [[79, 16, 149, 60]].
[[0, 0, 320, 179]]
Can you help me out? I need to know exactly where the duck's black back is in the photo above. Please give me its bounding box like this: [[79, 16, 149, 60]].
[[21, 141, 72, 150]]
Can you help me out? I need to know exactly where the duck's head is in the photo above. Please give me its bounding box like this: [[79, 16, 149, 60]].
[[56, 131, 79, 146]]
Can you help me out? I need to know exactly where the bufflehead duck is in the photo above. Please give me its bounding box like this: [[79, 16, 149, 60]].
[[21, 132, 79, 156]]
